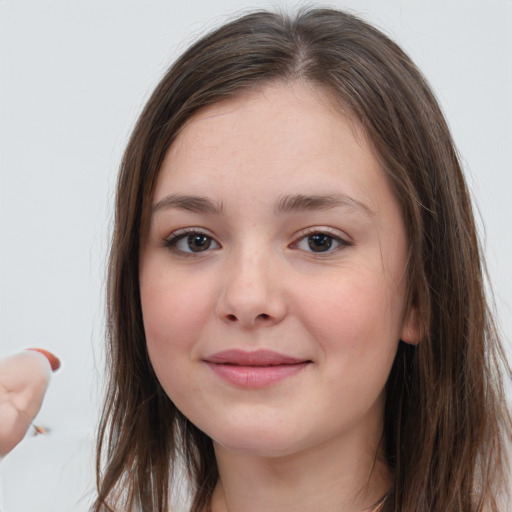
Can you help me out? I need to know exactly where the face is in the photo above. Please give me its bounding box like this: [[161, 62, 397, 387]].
[[139, 82, 417, 458]]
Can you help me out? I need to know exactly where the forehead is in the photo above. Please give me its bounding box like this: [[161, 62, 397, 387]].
[[153, 82, 390, 215]]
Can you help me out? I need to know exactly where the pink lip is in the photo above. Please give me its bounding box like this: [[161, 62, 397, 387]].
[[204, 349, 311, 388]]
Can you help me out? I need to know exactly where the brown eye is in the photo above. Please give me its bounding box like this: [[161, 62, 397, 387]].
[[166, 231, 220, 254], [307, 233, 333, 252], [294, 231, 348, 253], [186, 234, 212, 252]]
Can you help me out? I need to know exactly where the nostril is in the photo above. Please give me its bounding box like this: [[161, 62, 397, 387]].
[[226, 314, 237, 322], [257, 313, 270, 320]]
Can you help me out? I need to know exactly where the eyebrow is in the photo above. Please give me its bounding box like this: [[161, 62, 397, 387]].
[[152, 194, 224, 214], [274, 193, 375, 217], [151, 193, 374, 217]]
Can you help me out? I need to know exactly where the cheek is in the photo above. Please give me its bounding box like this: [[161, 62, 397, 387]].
[[140, 269, 214, 406], [307, 270, 402, 334], [139, 259, 216, 360], [298, 273, 402, 431], [298, 268, 404, 376], [142, 285, 198, 351]]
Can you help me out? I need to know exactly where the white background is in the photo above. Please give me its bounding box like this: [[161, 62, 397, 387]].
[[1, 0, 511, 510]]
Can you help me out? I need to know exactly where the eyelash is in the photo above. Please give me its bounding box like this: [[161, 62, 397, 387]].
[[163, 228, 351, 255], [163, 228, 220, 255], [290, 227, 351, 254]]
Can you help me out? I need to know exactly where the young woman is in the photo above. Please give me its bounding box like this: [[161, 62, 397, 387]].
[[93, 8, 511, 512]]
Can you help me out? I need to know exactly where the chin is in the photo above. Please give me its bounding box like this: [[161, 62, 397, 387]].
[[207, 418, 313, 458], [215, 435, 300, 458]]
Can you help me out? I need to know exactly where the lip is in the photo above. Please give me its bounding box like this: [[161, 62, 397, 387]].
[[204, 349, 311, 388]]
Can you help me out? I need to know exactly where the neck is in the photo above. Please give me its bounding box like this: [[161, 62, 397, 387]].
[[210, 426, 389, 512]]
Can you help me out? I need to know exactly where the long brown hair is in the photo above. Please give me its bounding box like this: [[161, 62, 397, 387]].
[[93, 8, 511, 512]]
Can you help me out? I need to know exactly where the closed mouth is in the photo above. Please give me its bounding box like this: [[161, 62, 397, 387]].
[[204, 349, 310, 366], [204, 349, 311, 388]]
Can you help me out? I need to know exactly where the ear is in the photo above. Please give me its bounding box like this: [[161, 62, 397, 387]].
[[400, 306, 422, 345]]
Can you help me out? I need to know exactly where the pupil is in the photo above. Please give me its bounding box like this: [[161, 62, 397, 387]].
[[308, 234, 332, 252], [188, 234, 211, 252]]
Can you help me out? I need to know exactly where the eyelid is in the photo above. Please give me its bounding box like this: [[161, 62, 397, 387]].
[[163, 227, 221, 254], [290, 226, 352, 252], [293, 226, 351, 241]]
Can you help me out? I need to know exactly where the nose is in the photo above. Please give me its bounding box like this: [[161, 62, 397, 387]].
[[216, 248, 288, 328]]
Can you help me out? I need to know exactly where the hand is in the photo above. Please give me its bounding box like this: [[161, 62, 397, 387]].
[[0, 349, 60, 457]]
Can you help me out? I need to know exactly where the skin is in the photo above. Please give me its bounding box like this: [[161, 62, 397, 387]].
[[139, 82, 419, 512], [0, 350, 53, 457]]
